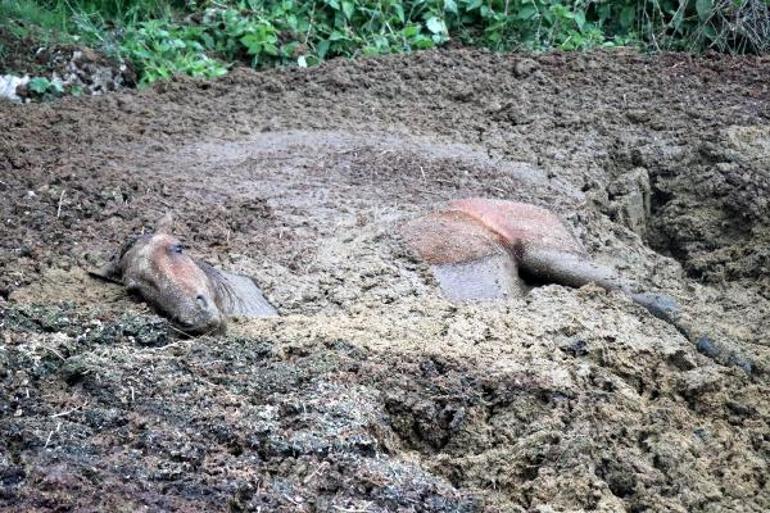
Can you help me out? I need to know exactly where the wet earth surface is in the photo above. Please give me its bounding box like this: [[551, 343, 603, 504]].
[[1, 49, 769, 512]]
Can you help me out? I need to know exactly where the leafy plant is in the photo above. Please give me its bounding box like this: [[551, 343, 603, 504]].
[[27, 76, 64, 97], [3, 0, 769, 89], [119, 20, 229, 84]]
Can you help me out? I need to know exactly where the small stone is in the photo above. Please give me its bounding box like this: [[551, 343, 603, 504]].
[[667, 349, 697, 371], [513, 59, 539, 78], [561, 338, 589, 357], [696, 336, 721, 358], [677, 367, 722, 397]]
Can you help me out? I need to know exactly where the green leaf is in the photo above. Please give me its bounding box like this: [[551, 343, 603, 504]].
[[431, 33, 446, 44], [28, 77, 51, 94], [696, 0, 713, 21], [596, 4, 611, 23], [240, 34, 261, 54], [703, 24, 717, 40], [49, 80, 64, 94], [263, 43, 279, 56], [574, 10, 586, 30], [317, 39, 331, 58], [516, 6, 538, 21], [281, 41, 300, 57], [403, 25, 419, 38], [341, 0, 354, 19], [303, 55, 321, 67], [425, 16, 446, 35], [671, 9, 684, 32], [394, 4, 405, 23], [413, 35, 434, 49], [444, 0, 458, 15]]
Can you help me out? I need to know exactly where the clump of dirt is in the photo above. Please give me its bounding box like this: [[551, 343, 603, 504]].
[[1, 48, 769, 511], [2, 295, 767, 512], [601, 124, 770, 287], [1, 304, 482, 512]]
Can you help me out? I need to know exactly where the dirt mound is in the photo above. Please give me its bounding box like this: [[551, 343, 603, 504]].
[[0, 28, 134, 102], [2, 296, 766, 512], [1, 49, 769, 511]]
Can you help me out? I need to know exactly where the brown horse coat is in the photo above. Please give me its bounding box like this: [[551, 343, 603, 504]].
[[402, 198, 680, 324], [93, 215, 276, 334]]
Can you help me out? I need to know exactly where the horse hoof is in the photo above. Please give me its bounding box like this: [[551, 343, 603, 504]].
[[695, 336, 721, 358], [697, 336, 754, 375]]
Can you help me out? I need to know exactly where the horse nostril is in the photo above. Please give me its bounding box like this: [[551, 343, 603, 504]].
[[196, 295, 208, 309]]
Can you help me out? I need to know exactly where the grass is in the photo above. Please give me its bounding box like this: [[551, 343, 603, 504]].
[[1, 0, 768, 89], [0, 0, 71, 41]]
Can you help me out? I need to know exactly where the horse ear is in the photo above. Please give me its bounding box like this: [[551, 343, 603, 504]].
[[89, 235, 139, 284], [88, 258, 123, 284], [155, 212, 175, 234]]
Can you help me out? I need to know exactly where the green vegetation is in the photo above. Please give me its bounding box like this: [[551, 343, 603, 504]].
[[27, 76, 63, 94], [1, 0, 769, 86]]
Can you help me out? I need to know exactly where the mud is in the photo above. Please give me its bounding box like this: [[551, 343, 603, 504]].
[[1, 49, 769, 512]]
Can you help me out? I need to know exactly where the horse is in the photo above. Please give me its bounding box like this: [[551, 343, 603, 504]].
[[401, 198, 681, 323], [90, 203, 754, 373], [92, 214, 276, 334], [401, 198, 762, 374]]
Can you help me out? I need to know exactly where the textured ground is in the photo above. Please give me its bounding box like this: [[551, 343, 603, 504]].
[[1, 48, 769, 512]]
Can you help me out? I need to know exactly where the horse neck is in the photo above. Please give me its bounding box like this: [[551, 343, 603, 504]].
[[196, 260, 277, 317]]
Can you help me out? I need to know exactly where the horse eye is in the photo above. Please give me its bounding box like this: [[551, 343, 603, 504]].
[[171, 243, 184, 254]]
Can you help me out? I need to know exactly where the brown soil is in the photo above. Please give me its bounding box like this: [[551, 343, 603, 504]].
[[0, 27, 47, 76], [1, 49, 769, 512]]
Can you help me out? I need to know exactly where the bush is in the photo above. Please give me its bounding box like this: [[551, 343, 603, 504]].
[[108, 0, 617, 84], [1, 0, 769, 87], [121, 20, 228, 84], [592, 0, 770, 54]]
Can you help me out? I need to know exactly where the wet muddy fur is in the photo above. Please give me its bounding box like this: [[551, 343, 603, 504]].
[[70, 179, 768, 381], [94, 225, 276, 334], [404, 198, 684, 322], [404, 198, 758, 374], [104, 200, 684, 340]]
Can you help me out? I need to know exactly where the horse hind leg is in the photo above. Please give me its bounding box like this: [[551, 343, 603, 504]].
[[518, 245, 682, 324], [431, 254, 527, 302], [517, 245, 631, 292], [401, 210, 528, 302]]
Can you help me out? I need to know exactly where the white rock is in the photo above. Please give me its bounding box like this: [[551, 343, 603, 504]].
[[0, 74, 30, 103]]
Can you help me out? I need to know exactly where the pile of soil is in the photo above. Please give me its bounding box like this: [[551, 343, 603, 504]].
[[0, 29, 134, 101], [1, 49, 768, 512], [0, 27, 49, 77]]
